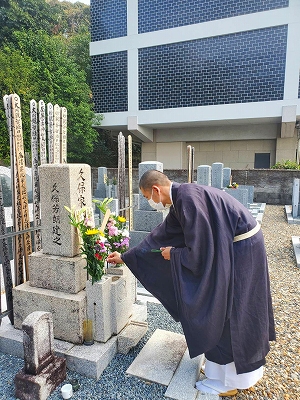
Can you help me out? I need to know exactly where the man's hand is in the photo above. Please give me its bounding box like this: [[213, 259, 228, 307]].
[[160, 246, 173, 260], [107, 251, 123, 264]]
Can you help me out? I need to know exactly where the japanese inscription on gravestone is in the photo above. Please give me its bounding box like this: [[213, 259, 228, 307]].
[[39, 164, 92, 257]]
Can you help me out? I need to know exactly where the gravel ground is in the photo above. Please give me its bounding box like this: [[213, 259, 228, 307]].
[[0, 205, 299, 399]]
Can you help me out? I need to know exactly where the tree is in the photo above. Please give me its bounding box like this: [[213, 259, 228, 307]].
[[0, 30, 96, 163]]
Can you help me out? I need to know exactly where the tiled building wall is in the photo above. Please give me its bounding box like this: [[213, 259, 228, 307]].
[[92, 52, 128, 113], [91, 0, 127, 41], [138, 0, 289, 34], [138, 25, 287, 110]]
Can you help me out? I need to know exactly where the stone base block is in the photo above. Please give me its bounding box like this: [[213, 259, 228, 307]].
[[15, 356, 66, 400], [13, 282, 86, 344], [133, 209, 167, 231], [118, 321, 148, 354], [29, 251, 87, 294], [65, 337, 117, 380], [128, 231, 149, 248]]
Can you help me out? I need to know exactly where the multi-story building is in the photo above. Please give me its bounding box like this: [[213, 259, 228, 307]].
[[90, 0, 300, 169]]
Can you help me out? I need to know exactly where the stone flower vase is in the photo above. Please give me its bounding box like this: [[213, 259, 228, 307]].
[[85, 268, 134, 343]]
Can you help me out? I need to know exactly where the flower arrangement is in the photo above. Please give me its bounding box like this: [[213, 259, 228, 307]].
[[64, 206, 109, 283], [227, 182, 239, 189], [65, 199, 130, 283], [94, 198, 130, 256]]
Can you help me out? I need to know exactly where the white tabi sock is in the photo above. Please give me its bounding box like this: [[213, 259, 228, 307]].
[[195, 380, 219, 394], [201, 378, 236, 392]]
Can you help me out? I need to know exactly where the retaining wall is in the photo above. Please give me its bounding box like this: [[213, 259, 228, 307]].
[[91, 168, 300, 206]]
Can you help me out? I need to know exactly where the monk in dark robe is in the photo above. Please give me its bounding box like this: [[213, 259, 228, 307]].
[[107, 170, 275, 396]]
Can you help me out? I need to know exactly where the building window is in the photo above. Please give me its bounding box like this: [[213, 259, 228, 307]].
[[254, 153, 270, 169]]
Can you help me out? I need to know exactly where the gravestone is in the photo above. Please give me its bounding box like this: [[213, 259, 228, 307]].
[[224, 188, 249, 208], [15, 311, 66, 400], [238, 185, 254, 204], [292, 178, 300, 218], [13, 164, 91, 343], [222, 167, 231, 188], [211, 162, 224, 189], [130, 161, 166, 247], [197, 165, 211, 186], [94, 167, 108, 198]]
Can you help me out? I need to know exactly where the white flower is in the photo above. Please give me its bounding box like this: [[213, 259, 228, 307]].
[[122, 229, 130, 237]]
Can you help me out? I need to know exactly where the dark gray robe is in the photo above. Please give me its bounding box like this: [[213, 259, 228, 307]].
[[122, 182, 275, 374]]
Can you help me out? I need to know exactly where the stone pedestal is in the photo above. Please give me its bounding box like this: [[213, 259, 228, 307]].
[[29, 251, 87, 294], [13, 283, 86, 344]]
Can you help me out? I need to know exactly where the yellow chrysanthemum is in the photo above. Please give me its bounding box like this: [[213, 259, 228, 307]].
[[118, 216, 126, 223], [86, 228, 100, 235]]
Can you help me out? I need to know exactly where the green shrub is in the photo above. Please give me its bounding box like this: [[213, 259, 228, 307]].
[[271, 160, 300, 170]]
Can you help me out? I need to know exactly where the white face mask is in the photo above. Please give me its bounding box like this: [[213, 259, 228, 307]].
[[148, 190, 171, 211]]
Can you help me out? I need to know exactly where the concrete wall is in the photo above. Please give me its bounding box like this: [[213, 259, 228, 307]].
[[141, 124, 298, 169], [91, 168, 300, 205]]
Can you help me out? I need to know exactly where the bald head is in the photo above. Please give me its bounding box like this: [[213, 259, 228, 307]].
[[139, 170, 171, 191]]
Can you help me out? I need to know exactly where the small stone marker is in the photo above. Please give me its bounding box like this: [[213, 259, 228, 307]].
[[15, 311, 66, 400]]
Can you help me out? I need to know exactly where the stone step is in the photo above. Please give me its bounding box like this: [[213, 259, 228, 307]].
[[118, 321, 148, 354], [126, 329, 187, 386], [126, 329, 214, 400], [164, 350, 205, 400]]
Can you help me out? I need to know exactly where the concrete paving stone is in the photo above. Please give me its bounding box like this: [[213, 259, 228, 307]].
[[126, 329, 187, 386], [0, 319, 23, 358], [165, 351, 205, 400], [65, 337, 117, 380]]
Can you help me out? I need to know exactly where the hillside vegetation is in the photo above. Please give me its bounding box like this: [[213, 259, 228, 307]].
[[0, 0, 134, 166]]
